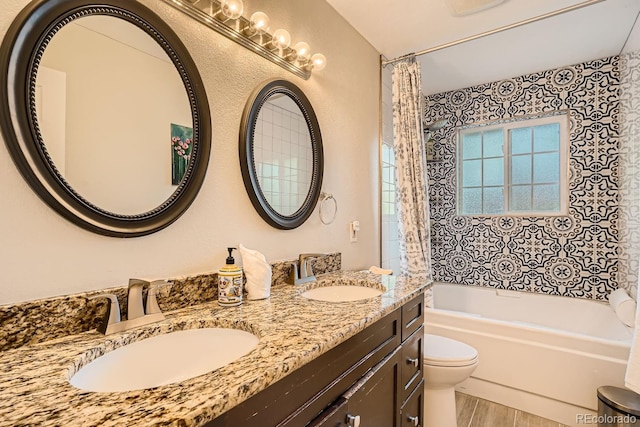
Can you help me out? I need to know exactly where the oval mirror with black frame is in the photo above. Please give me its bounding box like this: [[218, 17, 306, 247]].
[[240, 80, 324, 230], [0, 0, 211, 237]]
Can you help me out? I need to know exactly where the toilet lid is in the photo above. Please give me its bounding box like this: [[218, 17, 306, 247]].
[[424, 334, 478, 367]]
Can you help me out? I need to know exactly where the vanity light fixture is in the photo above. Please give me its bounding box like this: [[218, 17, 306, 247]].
[[270, 29, 291, 56], [220, 0, 243, 19], [213, 0, 243, 22], [246, 11, 270, 37], [291, 41, 311, 64], [163, 0, 326, 79], [308, 53, 327, 71]]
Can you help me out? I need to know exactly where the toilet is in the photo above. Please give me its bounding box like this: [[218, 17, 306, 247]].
[[423, 333, 479, 427]]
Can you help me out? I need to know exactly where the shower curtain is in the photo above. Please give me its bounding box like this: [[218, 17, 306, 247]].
[[391, 57, 432, 278]]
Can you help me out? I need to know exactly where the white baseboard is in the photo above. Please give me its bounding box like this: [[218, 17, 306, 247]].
[[456, 376, 596, 427]]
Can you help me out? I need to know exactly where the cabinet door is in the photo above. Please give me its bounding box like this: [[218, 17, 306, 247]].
[[343, 347, 402, 427], [401, 379, 424, 427], [401, 326, 423, 404]]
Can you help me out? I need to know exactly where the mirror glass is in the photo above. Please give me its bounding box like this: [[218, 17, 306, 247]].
[[36, 15, 192, 215], [253, 94, 314, 216], [240, 79, 323, 230], [1, 0, 211, 237]]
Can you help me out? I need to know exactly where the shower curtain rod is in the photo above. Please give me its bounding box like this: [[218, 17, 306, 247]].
[[381, 0, 606, 66]]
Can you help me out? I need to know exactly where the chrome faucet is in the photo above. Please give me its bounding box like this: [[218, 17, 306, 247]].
[[127, 278, 147, 321], [88, 293, 121, 335], [289, 253, 325, 285], [90, 279, 172, 335]]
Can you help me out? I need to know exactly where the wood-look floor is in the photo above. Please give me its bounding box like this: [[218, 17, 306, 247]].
[[455, 392, 570, 427]]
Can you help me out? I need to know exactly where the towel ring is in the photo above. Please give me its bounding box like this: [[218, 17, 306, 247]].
[[319, 192, 337, 225]]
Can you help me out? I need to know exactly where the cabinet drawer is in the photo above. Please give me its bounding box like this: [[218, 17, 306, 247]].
[[308, 398, 348, 427], [401, 293, 424, 342], [401, 325, 423, 404], [401, 379, 424, 427], [343, 347, 402, 427]]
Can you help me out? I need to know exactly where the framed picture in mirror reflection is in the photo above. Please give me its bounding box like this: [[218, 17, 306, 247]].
[[171, 123, 193, 185]]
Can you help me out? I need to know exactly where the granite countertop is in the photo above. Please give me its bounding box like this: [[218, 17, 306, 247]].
[[0, 271, 429, 427]]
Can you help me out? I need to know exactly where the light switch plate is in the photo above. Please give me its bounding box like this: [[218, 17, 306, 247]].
[[349, 220, 360, 242]]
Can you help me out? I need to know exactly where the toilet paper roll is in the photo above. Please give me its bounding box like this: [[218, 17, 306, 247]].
[[609, 288, 637, 327]]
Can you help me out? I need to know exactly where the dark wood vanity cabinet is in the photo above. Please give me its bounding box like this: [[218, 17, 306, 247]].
[[205, 293, 425, 427], [340, 347, 402, 426], [401, 294, 424, 341], [402, 326, 424, 404], [401, 378, 424, 427], [307, 398, 349, 427], [309, 348, 402, 427]]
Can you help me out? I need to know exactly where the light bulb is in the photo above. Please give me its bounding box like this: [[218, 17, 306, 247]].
[[249, 11, 270, 35], [220, 0, 243, 20], [293, 41, 311, 62], [271, 29, 291, 50], [310, 53, 326, 71]]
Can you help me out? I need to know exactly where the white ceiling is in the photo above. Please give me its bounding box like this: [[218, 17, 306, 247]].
[[325, 0, 640, 95]]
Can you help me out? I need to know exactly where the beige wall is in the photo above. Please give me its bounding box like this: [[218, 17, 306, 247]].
[[0, 0, 380, 304]]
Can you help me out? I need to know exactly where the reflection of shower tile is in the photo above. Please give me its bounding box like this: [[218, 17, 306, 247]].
[[263, 122, 272, 136], [262, 105, 273, 123], [272, 109, 281, 125]]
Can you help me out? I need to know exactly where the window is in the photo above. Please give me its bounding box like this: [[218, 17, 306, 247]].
[[458, 114, 568, 216]]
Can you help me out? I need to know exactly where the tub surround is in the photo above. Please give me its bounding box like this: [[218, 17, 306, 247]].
[[425, 55, 620, 300], [0, 253, 341, 352], [0, 270, 428, 426]]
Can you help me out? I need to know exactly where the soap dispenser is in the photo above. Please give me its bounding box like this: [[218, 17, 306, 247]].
[[218, 247, 243, 307]]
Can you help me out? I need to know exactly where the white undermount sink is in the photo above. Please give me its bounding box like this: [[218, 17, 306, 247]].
[[300, 285, 384, 302], [69, 328, 259, 392]]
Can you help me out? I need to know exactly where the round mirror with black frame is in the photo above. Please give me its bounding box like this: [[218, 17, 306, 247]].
[[240, 79, 324, 230], [0, 0, 211, 237]]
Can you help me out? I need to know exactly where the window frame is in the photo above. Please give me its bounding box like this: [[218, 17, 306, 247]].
[[456, 114, 569, 217]]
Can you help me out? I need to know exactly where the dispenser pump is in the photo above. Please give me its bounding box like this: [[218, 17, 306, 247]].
[[226, 247, 236, 265], [218, 247, 243, 307]]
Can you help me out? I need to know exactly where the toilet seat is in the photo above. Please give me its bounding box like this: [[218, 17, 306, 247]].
[[424, 334, 478, 367]]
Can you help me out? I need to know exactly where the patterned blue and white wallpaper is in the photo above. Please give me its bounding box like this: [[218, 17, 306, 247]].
[[424, 56, 620, 300]]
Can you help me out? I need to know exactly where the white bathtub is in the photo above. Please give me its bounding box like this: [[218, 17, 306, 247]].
[[425, 283, 633, 427]]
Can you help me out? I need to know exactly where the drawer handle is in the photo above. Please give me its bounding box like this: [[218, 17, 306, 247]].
[[346, 414, 361, 427], [407, 357, 419, 367], [408, 415, 419, 426]]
